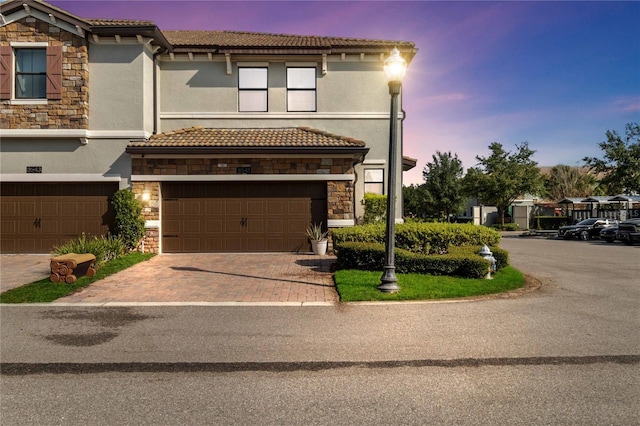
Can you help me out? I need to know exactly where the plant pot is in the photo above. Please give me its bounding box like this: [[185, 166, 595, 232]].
[[310, 239, 328, 255]]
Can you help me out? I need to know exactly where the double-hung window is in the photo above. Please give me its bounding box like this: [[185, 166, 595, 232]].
[[287, 67, 316, 112], [238, 67, 268, 112], [364, 169, 385, 194], [0, 43, 62, 101], [15, 48, 47, 99]]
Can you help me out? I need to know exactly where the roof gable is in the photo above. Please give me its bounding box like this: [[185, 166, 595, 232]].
[[1, 0, 91, 37]]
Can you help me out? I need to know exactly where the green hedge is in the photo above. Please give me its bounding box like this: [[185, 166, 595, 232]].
[[332, 222, 501, 255], [335, 242, 494, 279], [533, 216, 570, 230]]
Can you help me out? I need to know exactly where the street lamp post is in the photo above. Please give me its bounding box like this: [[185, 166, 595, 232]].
[[378, 47, 407, 293]]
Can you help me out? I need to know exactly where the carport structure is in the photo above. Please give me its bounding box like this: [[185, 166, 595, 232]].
[[557, 195, 640, 223]]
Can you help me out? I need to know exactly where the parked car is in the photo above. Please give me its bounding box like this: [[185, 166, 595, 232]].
[[599, 225, 619, 243], [617, 218, 640, 245], [558, 218, 617, 241]]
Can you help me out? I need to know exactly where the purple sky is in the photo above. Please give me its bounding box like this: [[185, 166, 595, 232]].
[[47, 0, 640, 185]]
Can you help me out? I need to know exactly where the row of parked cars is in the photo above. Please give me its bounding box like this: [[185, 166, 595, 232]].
[[557, 217, 640, 245]]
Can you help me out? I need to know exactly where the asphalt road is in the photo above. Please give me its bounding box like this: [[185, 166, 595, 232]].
[[1, 235, 639, 425]]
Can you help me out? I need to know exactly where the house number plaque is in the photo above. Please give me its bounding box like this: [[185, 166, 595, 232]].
[[236, 167, 251, 174], [26, 166, 42, 173]]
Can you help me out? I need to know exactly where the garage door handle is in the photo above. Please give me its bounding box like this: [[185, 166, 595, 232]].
[[34, 218, 41, 228], [241, 217, 247, 227]]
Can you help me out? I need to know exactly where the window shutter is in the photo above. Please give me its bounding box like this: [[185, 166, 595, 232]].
[[0, 45, 11, 100], [46, 45, 62, 100]]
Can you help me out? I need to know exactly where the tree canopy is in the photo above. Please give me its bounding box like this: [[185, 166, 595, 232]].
[[422, 151, 466, 221], [583, 122, 640, 195], [462, 142, 543, 224], [543, 165, 598, 201]]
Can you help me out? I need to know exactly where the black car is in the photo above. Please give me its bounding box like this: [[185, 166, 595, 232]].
[[599, 225, 619, 243], [558, 218, 617, 241]]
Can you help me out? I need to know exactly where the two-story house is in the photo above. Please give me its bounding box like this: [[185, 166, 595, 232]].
[[1, 0, 417, 254]]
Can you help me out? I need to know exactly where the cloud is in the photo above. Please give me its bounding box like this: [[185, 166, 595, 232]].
[[611, 96, 640, 113]]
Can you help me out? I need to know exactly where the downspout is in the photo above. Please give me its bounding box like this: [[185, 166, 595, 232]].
[[152, 48, 166, 135]]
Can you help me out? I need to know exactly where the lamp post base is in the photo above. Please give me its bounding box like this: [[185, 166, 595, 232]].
[[378, 266, 400, 293]]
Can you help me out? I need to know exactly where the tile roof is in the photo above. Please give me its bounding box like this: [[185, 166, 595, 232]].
[[129, 127, 367, 148], [162, 30, 415, 52], [86, 19, 157, 27]]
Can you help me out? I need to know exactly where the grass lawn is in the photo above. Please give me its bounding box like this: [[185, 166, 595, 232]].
[[0, 252, 155, 304], [334, 266, 525, 302]]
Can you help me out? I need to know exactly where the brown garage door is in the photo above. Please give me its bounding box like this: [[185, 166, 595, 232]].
[[0, 183, 117, 254], [162, 182, 327, 253]]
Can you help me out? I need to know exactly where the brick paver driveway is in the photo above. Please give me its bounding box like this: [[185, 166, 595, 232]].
[[51, 253, 338, 304]]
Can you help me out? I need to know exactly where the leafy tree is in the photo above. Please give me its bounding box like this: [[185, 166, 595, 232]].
[[583, 122, 640, 195], [403, 184, 429, 220], [422, 151, 466, 222], [463, 142, 544, 225], [544, 165, 597, 201]]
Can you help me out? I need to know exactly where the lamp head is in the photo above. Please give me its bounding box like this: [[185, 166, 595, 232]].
[[383, 47, 407, 83]]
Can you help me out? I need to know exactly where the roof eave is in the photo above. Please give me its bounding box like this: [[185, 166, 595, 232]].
[[89, 25, 173, 51], [126, 146, 369, 156]]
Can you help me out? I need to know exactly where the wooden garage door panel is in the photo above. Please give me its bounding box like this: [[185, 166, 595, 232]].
[[0, 183, 116, 253], [18, 202, 37, 216], [225, 200, 242, 215], [205, 219, 223, 233], [1, 201, 16, 216], [42, 201, 62, 216], [161, 182, 325, 253], [182, 219, 201, 234], [265, 219, 284, 234]]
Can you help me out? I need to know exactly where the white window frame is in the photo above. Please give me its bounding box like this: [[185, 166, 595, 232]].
[[238, 67, 268, 112], [364, 168, 385, 195], [286, 67, 317, 112], [8, 42, 49, 104]]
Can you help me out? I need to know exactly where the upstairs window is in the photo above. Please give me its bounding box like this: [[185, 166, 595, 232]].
[[15, 49, 46, 99], [287, 67, 316, 112], [238, 67, 268, 112], [0, 44, 62, 101]]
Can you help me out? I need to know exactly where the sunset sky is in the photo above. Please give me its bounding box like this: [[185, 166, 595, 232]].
[[46, 0, 640, 185]]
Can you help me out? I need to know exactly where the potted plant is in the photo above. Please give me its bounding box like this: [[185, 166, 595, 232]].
[[306, 222, 329, 255]]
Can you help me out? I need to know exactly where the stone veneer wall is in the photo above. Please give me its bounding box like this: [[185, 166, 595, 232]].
[[132, 181, 160, 253], [0, 17, 88, 129], [131, 157, 356, 252], [131, 157, 353, 176]]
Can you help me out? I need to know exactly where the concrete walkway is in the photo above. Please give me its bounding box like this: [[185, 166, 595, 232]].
[[0, 254, 51, 292]]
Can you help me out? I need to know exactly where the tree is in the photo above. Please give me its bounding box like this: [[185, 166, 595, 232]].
[[583, 122, 640, 195], [422, 151, 466, 221], [463, 142, 544, 225], [402, 184, 429, 220], [544, 165, 597, 201]]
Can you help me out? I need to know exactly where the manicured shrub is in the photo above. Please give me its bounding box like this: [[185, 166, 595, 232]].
[[335, 241, 492, 279], [52, 233, 127, 266], [534, 216, 570, 230], [111, 189, 146, 250], [490, 223, 520, 231], [332, 222, 501, 255], [362, 193, 387, 224], [449, 245, 509, 271]]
